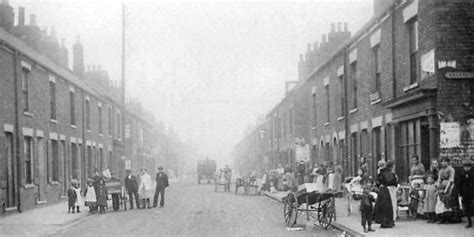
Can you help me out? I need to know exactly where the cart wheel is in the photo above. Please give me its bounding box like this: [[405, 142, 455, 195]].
[[318, 199, 334, 229], [284, 192, 298, 227]]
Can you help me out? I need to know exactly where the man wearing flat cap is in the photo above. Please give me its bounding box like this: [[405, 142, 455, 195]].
[[459, 160, 474, 228], [153, 166, 169, 208]]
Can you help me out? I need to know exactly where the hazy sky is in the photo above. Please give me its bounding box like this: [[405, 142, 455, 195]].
[[11, 0, 372, 165]]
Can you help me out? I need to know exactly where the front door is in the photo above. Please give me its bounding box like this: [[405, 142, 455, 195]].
[[37, 137, 46, 202], [5, 132, 16, 208]]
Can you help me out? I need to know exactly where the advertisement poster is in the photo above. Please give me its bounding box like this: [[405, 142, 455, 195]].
[[440, 120, 474, 166]]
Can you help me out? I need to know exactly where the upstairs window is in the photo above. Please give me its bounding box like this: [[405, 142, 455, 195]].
[[339, 75, 344, 117], [373, 45, 381, 92], [70, 91, 75, 125], [408, 19, 418, 84], [85, 99, 90, 130], [98, 105, 103, 134], [350, 62, 358, 109], [21, 69, 30, 112], [325, 85, 330, 122], [49, 81, 56, 120]]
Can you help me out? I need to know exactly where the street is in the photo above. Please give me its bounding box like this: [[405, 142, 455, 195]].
[[52, 177, 339, 237]]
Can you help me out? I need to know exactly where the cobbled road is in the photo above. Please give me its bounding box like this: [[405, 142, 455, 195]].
[[53, 177, 339, 237]]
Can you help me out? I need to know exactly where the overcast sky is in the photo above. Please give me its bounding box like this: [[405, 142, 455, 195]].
[[11, 0, 372, 166]]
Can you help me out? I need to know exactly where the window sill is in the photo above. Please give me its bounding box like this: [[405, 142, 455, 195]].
[[50, 119, 58, 124], [99, 133, 103, 137], [87, 129, 91, 133], [24, 184, 36, 189], [337, 116, 344, 121], [371, 99, 382, 105], [23, 111, 34, 117], [50, 181, 60, 186], [324, 122, 330, 127], [71, 125, 76, 129], [311, 127, 317, 130], [349, 108, 358, 114], [403, 82, 419, 92]]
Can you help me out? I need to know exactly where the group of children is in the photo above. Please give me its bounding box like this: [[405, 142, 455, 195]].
[[356, 173, 441, 233], [67, 178, 108, 214], [407, 175, 441, 223]]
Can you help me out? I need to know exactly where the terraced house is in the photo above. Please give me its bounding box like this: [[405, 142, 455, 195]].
[[0, 2, 164, 213], [234, 0, 474, 182]]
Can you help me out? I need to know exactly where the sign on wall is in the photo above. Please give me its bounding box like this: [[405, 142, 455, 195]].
[[440, 120, 474, 166], [296, 144, 310, 163]]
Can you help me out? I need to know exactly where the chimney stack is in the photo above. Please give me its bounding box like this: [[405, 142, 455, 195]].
[[344, 22, 348, 32], [313, 42, 319, 51], [73, 35, 85, 75], [337, 22, 342, 32], [306, 43, 311, 52], [18, 7, 25, 26], [0, 0, 14, 31]]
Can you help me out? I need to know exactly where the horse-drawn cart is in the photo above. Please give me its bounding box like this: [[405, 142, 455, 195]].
[[283, 183, 341, 229], [235, 176, 258, 195]]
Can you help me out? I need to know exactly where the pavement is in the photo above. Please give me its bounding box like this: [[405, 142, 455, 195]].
[[263, 191, 474, 237], [0, 177, 340, 236], [0, 199, 92, 236]]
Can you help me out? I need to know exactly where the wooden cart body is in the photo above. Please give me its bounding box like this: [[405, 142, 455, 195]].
[[235, 177, 258, 195], [214, 170, 231, 192], [105, 177, 127, 211], [283, 183, 341, 229]]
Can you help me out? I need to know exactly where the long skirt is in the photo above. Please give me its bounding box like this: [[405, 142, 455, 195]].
[[375, 186, 394, 228]]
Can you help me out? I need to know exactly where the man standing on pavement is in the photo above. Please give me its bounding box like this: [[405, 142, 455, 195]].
[[153, 166, 169, 208], [139, 169, 153, 209], [459, 160, 474, 228], [125, 169, 139, 209]]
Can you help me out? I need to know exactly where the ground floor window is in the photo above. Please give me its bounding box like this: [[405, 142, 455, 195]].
[[51, 140, 59, 182], [24, 136, 33, 184]]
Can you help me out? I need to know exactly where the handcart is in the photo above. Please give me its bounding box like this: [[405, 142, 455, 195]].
[[105, 176, 127, 211], [235, 176, 258, 195], [283, 183, 341, 229], [214, 169, 231, 192]]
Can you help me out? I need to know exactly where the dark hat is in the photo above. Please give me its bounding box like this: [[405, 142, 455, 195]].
[[462, 159, 472, 167]]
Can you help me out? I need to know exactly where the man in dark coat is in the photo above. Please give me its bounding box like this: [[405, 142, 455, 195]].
[[459, 160, 474, 228], [125, 169, 140, 209], [153, 166, 169, 207]]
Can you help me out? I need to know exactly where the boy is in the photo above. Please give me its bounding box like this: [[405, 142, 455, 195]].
[[360, 180, 376, 233]]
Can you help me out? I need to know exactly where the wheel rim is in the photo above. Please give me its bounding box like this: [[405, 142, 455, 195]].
[[318, 199, 333, 229], [283, 193, 298, 226]]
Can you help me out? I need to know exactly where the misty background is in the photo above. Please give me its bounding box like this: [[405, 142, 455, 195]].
[[10, 0, 372, 168]]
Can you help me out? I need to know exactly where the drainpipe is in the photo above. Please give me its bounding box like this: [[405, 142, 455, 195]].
[[13, 51, 22, 212], [343, 48, 350, 178]]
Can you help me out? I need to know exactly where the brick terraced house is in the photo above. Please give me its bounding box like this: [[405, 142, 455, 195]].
[[233, 0, 474, 183]]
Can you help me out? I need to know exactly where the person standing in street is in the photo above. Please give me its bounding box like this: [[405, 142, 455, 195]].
[[153, 166, 169, 208], [459, 160, 474, 228], [125, 169, 140, 209], [139, 169, 153, 209]]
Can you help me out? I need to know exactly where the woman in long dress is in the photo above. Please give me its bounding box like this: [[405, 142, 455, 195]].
[[375, 161, 398, 228]]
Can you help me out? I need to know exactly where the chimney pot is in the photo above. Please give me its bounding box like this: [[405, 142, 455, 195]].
[[330, 23, 335, 32], [29, 14, 36, 26], [313, 42, 319, 51], [337, 22, 342, 32], [306, 43, 311, 52], [344, 22, 348, 32], [18, 7, 25, 26]]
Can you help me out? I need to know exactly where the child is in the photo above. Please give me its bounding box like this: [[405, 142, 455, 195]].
[[67, 183, 77, 213], [84, 179, 97, 213], [360, 185, 376, 233], [72, 180, 82, 213], [423, 175, 437, 223], [409, 183, 421, 219], [96, 178, 108, 214]]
